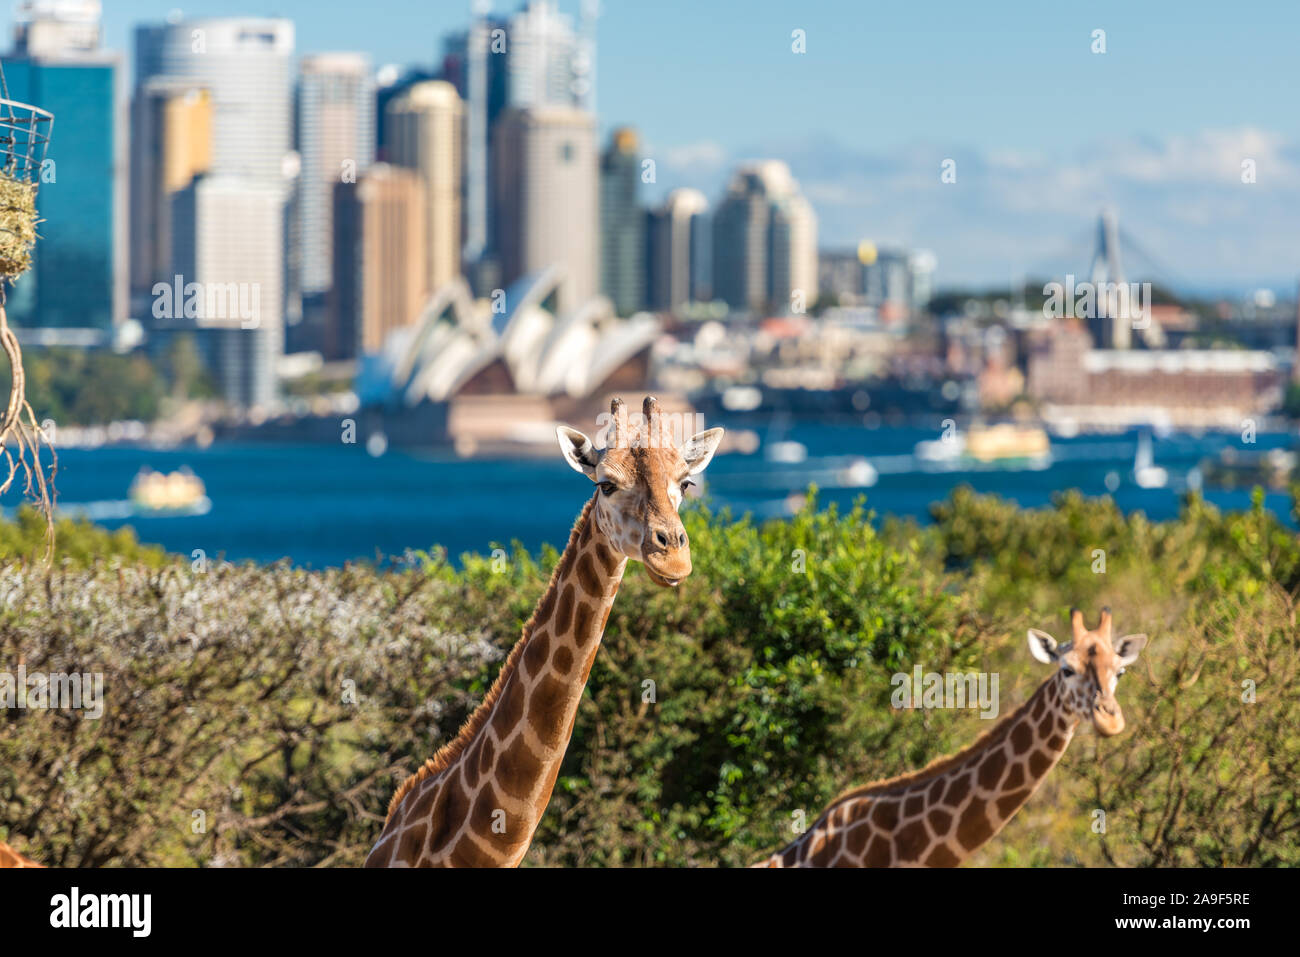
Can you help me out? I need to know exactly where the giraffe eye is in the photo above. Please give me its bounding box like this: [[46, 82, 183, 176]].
[[1061, 666, 1076, 677], [598, 481, 617, 496], [1116, 668, 1126, 677], [680, 479, 694, 494]]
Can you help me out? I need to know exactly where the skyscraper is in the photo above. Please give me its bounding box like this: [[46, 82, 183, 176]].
[[143, 18, 293, 182], [599, 127, 643, 316], [493, 106, 598, 314], [374, 64, 439, 156], [129, 79, 212, 301], [711, 161, 818, 315], [385, 80, 464, 294], [169, 175, 287, 408], [134, 17, 294, 408], [647, 188, 708, 315], [711, 168, 772, 315], [769, 193, 818, 311], [4, 0, 125, 336], [296, 53, 374, 297], [442, 8, 509, 272], [505, 1, 588, 112], [331, 164, 428, 358]]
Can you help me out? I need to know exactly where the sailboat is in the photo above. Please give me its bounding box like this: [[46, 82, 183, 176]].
[[1132, 430, 1168, 489]]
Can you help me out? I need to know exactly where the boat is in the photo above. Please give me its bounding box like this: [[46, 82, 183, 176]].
[[128, 467, 211, 515], [915, 423, 1051, 469], [1132, 431, 1168, 489]]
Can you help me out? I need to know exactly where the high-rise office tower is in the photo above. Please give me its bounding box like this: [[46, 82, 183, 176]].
[[493, 106, 598, 314], [129, 79, 212, 300], [385, 80, 464, 294], [13, 0, 100, 55], [331, 164, 428, 359], [134, 17, 293, 407], [374, 65, 439, 156], [296, 53, 374, 297], [141, 18, 293, 182], [647, 188, 708, 315], [505, 1, 587, 111], [442, 7, 508, 271], [769, 193, 818, 311], [711, 168, 772, 314], [599, 127, 644, 316], [4, 0, 125, 336], [711, 161, 818, 315], [170, 175, 287, 408]]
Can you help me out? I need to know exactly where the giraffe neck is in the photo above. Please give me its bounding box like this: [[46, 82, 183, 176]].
[[0, 840, 41, 868], [757, 670, 1079, 867], [366, 495, 627, 867]]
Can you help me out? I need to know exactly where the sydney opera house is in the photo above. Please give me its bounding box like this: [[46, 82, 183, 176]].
[[350, 267, 667, 453]]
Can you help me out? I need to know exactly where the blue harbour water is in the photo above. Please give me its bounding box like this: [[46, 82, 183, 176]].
[[25, 422, 1297, 568]]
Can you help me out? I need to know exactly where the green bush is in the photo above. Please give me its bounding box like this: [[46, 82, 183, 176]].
[[1, 487, 1298, 867]]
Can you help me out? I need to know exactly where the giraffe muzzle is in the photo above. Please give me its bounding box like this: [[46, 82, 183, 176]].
[[1092, 697, 1125, 736], [643, 544, 691, 587]]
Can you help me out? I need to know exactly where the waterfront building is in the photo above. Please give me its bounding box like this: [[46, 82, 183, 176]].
[[1027, 321, 1284, 428]]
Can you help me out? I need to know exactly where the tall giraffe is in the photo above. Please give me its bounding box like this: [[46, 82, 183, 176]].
[[754, 608, 1147, 867], [0, 840, 42, 868], [366, 396, 723, 867]]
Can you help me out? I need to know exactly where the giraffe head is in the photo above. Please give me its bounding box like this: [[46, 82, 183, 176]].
[[1027, 607, 1147, 736], [556, 395, 724, 588]]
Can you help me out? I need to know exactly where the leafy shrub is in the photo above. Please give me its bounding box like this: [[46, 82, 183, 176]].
[[1, 487, 1298, 867]]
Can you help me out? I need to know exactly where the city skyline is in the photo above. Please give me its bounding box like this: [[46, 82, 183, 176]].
[[37, 0, 1299, 292]]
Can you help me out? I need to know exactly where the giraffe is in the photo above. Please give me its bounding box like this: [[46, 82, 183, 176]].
[[753, 607, 1147, 867], [365, 395, 724, 867], [0, 840, 42, 868]]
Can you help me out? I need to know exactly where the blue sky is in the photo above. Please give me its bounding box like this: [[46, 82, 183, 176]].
[[18, 0, 1300, 290]]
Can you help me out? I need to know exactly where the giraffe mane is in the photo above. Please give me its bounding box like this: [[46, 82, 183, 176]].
[[383, 494, 597, 823], [834, 672, 1053, 802]]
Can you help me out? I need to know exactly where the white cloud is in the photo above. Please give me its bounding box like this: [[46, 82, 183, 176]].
[[648, 127, 1300, 288]]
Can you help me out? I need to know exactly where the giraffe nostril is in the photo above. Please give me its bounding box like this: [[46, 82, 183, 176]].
[[653, 528, 670, 549], [677, 530, 688, 548]]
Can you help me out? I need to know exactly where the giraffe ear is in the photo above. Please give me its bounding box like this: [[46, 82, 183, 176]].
[[1027, 629, 1060, 664], [557, 426, 600, 480], [1113, 633, 1147, 666], [683, 427, 725, 475]]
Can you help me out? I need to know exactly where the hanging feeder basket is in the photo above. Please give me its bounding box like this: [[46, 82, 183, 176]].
[[0, 73, 53, 280]]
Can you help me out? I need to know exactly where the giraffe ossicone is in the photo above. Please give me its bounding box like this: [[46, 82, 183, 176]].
[[365, 395, 724, 867], [754, 607, 1148, 867]]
